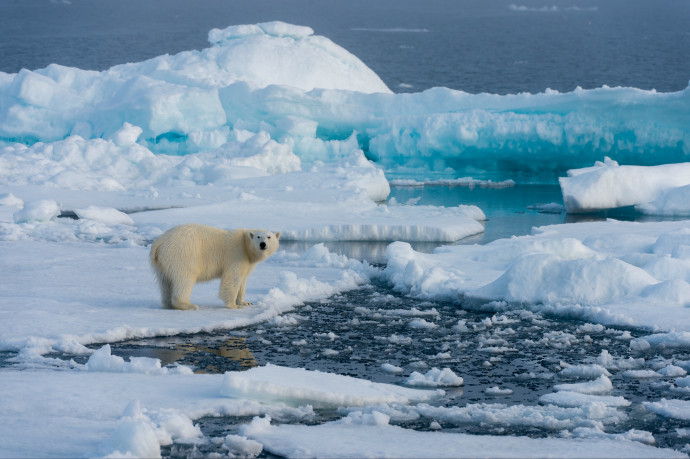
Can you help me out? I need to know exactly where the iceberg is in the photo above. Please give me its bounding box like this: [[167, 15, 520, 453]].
[[1, 22, 689, 181]]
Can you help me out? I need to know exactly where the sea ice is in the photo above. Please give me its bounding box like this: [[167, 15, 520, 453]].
[[220, 364, 443, 408], [239, 413, 681, 458], [2, 23, 689, 180], [381, 219, 690, 332], [12, 199, 60, 223], [643, 399, 690, 421], [560, 159, 690, 213], [553, 375, 613, 394], [405, 367, 464, 387]]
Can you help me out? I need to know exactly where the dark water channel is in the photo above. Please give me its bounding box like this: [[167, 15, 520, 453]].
[[38, 185, 690, 456]]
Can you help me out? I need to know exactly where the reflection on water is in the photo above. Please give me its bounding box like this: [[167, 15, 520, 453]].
[[120, 336, 257, 374]]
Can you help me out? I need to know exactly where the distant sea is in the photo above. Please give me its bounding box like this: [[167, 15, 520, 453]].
[[1, 0, 689, 95]]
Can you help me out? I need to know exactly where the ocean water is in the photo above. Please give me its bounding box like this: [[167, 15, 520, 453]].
[[1, 0, 689, 95]]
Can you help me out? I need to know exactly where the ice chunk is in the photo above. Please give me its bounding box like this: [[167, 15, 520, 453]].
[[86, 345, 191, 375], [622, 370, 662, 379], [539, 391, 630, 408], [381, 363, 404, 374], [558, 364, 612, 379], [220, 364, 442, 408], [13, 200, 60, 223], [408, 318, 438, 329], [100, 400, 161, 459], [74, 206, 134, 226], [643, 399, 690, 421], [224, 434, 263, 458], [405, 368, 464, 387], [241, 415, 685, 458], [553, 375, 613, 394], [485, 386, 514, 396], [560, 161, 690, 213]]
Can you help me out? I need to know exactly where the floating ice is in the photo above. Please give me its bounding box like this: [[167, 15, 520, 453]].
[[485, 386, 514, 396], [75, 205, 134, 226], [240, 414, 681, 458], [86, 344, 192, 375], [405, 367, 464, 387], [553, 375, 613, 394], [643, 399, 690, 421], [539, 391, 631, 408], [560, 159, 690, 213], [381, 220, 690, 332], [558, 364, 612, 380], [220, 364, 443, 408]]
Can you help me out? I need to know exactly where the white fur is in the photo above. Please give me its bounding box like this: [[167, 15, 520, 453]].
[[150, 223, 280, 310]]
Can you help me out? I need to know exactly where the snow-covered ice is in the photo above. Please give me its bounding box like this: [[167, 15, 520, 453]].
[[382, 219, 690, 332], [220, 364, 443, 408], [239, 413, 681, 459], [560, 158, 690, 214]]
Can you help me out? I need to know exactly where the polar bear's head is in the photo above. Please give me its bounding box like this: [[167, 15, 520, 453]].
[[247, 230, 281, 260]]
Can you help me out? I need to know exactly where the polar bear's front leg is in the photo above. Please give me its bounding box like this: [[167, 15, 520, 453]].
[[220, 271, 241, 308], [236, 279, 252, 306]]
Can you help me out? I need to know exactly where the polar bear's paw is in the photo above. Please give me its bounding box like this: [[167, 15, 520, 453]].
[[171, 302, 199, 311]]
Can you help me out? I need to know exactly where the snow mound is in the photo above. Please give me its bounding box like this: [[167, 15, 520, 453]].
[[560, 159, 690, 213], [220, 364, 443, 408], [13, 200, 60, 223], [205, 21, 390, 93], [381, 219, 690, 332]]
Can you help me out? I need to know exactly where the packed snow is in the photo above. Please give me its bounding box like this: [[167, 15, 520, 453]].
[[1, 20, 690, 459]]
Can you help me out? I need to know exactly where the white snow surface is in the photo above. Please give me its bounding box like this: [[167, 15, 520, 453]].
[[382, 219, 690, 333]]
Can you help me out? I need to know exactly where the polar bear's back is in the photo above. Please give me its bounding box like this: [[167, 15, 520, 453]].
[[151, 223, 247, 281]]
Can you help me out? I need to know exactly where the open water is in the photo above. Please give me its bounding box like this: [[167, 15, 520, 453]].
[[1, 0, 689, 94]]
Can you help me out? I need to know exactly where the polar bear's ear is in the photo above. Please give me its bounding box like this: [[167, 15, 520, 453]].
[[275, 231, 281, 239], [249, 231, 255, 239]]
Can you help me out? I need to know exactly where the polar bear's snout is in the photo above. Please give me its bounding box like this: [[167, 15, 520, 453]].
[[260, 241, 267, 250]]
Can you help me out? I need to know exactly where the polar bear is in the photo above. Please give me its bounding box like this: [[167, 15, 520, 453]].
[[150, 223, 280, 310]]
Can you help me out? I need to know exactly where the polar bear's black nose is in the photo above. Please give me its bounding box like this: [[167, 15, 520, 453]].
[[260, 241, 267, 250]]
